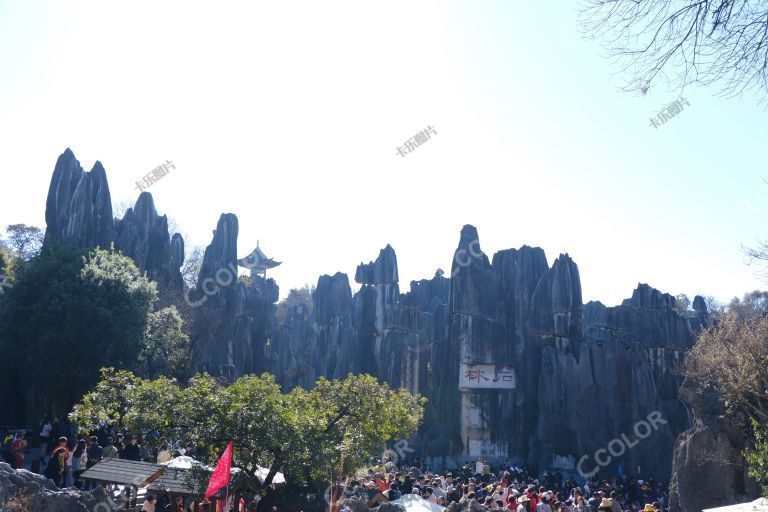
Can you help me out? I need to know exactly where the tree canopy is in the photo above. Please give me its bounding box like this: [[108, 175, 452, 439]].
[[71, 369, 425, 502], [685, 291, 768, 494], [139, 305, 191, 381], [275, 285, 315, 325], [1, 224, 44, 261], [0, 245, 157, 419]]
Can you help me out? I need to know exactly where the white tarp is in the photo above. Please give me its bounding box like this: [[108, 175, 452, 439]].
[[255, 465, 285, 484], [160, 455, 199, 469], [391, 494, 446, 512], [704, 498, 768, 512], [160, 456, 283, 484]]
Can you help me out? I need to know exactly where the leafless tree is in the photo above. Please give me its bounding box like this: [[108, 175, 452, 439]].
[[580, 0, 768, 99], [744, 239, 768, 280], [686, 304, 768, 422], [181, 246, 204, 289], [112, 199, 134, 220]]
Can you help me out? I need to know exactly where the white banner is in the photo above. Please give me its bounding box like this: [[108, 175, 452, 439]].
[[468, 440, 508, 458], [459, 363, 515, 389]]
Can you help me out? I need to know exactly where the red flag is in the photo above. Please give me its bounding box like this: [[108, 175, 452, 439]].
[[205, 442, 233, 500]]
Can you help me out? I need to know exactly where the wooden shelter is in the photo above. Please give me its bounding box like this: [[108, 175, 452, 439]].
[[79, 458, 201, 510]]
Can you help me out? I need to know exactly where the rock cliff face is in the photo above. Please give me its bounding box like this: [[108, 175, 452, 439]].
[[43, 149, 184, 291], [44, 148, 114, 249], [33, 149, 708, 483], [188, 213, 279, 379], [0, 462, 113, 512], [668, 380, 759, 512], [254, 224, 699, 478], [114, 192, 184, 291]]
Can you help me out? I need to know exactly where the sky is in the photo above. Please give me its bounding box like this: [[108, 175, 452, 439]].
[[0, 1, 765, 307]]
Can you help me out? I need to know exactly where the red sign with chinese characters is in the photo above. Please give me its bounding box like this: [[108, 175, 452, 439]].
[[459, 364, 515, 389]]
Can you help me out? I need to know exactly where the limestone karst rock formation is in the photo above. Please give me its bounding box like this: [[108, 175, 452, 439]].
[[668, 377, 759, 512], [42, 149, 184, 290], [249, 223, 699, 478], [16, 149, 728, 490], [188, 213, 279, 379], [44, 148, 114, 249], [115, 192, 184, 291]]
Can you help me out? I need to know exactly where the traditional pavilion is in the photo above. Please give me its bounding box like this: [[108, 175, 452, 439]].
[[237, 241, 282, 278]]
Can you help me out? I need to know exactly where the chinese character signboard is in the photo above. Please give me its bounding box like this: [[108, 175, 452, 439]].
[[459, 363, 515, 389]]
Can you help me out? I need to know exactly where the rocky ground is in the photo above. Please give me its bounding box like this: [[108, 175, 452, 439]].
[[0, 462, 115, 512]]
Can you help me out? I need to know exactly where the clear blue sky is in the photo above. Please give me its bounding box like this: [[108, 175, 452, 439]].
[[0, 1, 765, 306]]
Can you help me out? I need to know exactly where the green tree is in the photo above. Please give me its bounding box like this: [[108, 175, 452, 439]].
[[139, 306, 191, 380], [0, 245, 15, 294], [2, 224, 44, 261], [0, 245, 157, 419], [674, 293, 691, 316], [181, 246, 204, 290], [745, 418, 768, 496], [276, 285, 315, 324], [686, 294, 768, 494], [70, 370, 425, 503]]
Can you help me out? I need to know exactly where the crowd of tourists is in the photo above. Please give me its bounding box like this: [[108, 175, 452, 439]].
[[331, 459, 669, 512], [3, 417, 670, 512], [1, 415, 196, 512]]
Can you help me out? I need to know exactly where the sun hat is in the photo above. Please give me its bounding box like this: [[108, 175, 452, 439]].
[[598, 498, 613, 510]]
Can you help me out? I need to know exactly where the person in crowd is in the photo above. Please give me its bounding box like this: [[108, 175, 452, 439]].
[[122, 435, 141, 461], [71, 438, 87, 488], [86, 436, 103, 468], [11, 432, 27, 470], [142, 495, 157, 512], [115, 433, 125, 458], [44, 438, 67, 487], [157, 442, 173, 463], [518, 494, 533, 512], [1, 435, 15, 467], [102, 437, 118, 460], [38, 416, 52, 463], [537, 493, 553, 512], [48, 418, 62, 455]]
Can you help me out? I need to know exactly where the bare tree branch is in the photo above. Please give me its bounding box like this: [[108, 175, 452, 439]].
[[580, 0, 768, 99]]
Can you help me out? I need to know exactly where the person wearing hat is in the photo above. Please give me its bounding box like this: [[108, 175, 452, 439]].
[[432, 479, 446, 499], [517, 494, 533, 512], [44, 437, 68, 487], [597, 498, 613, 511], [537, 493, 553, 512]]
